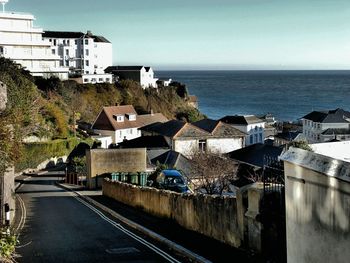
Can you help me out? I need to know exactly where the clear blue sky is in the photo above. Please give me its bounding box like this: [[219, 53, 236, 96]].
[[7, 0, 350, 70]]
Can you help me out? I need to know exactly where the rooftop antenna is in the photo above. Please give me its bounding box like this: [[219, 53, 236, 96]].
[[0, 0, 9, 13]]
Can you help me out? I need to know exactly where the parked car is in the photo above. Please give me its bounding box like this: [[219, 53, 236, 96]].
[[153, 169, 191, 193]]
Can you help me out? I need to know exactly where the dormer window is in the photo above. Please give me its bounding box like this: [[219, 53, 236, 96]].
[[126, 113, 136, 121], [114, 114, 124, 122]]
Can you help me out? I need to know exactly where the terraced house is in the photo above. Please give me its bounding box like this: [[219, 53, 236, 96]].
[[141, 118, 246, 158], [301, 108, 350, 143]]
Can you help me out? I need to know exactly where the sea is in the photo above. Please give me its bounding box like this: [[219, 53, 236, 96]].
[[157, 70, 350, 122]]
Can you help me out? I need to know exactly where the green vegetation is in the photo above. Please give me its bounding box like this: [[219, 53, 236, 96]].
[[0, 58, 205, 172], [287, 140, 313, 152], [15, 138, 85, 172], [0, 231, 18, 263]]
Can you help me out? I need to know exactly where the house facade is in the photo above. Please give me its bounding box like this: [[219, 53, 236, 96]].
[[220, 115, 265, 146], [0, 3, 69, 79], [91, 105, 168, 147], [105, 66, 158, 88], [141, 119, 246, 158], [42, 30, 113, 83], [301, 108, 350, 143]]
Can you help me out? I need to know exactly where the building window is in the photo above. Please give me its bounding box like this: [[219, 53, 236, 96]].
[[67, 40, 70, 45], [250, 135, 253, 144], [53, 39, 57, 46], [259, 133, 263, 142], [51, 49, 55, 55], [198, 139, 207, 152], [119, 131, 122, 137], [65, 49, 69, 56], [63, 40, 66, 45], [254, 134, 258, 143], [65, 60, 69, 67], [85, 39, 88, 45], [130, 129, 133, 134], [59, 60, 63, 66], [85, 60, 89, 66], [85, 49, 89, 56], [49, 39, 52, 42], [83, 78, 89, 83], [91, 78, 96, 82], [99, 78, 103, 82], [106, 78, 110, 82], [75, 40, 78, 45]]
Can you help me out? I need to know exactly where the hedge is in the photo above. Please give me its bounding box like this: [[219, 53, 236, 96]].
[[15, 138, 92, 172]]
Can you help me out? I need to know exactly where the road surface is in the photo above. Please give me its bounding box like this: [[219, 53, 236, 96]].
[[16, 176, 185, 263]]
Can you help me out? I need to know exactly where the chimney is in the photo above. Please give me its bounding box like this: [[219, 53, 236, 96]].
[[87, 30, 92, 36], [150, 109, 154, 116]]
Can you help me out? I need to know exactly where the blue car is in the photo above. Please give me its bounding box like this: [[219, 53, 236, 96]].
[[155, 169, 191, 193]]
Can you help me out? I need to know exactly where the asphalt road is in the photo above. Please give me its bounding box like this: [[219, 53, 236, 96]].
[[16, 177, 185, 263]]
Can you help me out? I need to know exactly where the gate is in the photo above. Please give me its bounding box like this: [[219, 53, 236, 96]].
[[261, 155, 286, 262]]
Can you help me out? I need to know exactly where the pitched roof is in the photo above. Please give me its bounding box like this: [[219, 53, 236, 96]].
[[43, 31, 85, 38], [321, 128, 350, 135], [220, 115, 264, 125], [118, 135, 170, 149], [192, 119, 246, 137], [105, 66, 145, 73], [43, 31, 111, 43], [149, 150, 191, 176], [141, 120, 187, 137], [302, 108, 350, 123], [142, 119, 245, 139], [275, 131, 300, 141], [227, 143, 284, 168], [91, 105, 168, 131]]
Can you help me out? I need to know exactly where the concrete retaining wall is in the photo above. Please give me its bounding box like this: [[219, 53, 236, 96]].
[[86, 148, 147, 189], [103, 179, 243, 248]]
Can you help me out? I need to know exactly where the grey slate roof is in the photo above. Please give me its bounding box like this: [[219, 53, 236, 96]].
[[227, 143, 284, 168], [43, 31, 85, 38], [220, 115, 264, 125], [141, 120, 187, 137], [43, 31, 111, 43], [105, 66, 144, 72], [302, 108, 350, 123], [149, 150, 191, 176], [321, 128, 350, 135], [142, 119, 246, 139], [118, 135, 170, 149], [192, 119, 246, 137], [275, 131, 300, 141]]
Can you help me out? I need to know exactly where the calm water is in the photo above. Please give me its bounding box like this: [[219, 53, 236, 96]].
[[157, 70, 350, 122]]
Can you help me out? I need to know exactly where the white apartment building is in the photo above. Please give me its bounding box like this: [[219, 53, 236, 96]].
[[42, 30, 113, 83], [220, 115, 265, 146], [301, 108, 350, 143], [0, 1, 69, 79], [105, 66, 159, 88]]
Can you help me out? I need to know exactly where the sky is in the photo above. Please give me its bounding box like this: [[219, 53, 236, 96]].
[[6, 0, 350, 70]]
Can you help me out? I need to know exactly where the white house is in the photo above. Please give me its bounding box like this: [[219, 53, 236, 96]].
[[91, 105, 168, 147], [42, 30, 113, 83], [301, 108, 350, 143], [105, 66, 158, 88], [220, 115, 265, 146], [141, 119, 246, 158], [0, 1, 69, 79]]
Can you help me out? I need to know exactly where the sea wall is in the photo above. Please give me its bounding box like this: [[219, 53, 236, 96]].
[[103, 179, 266, 249]]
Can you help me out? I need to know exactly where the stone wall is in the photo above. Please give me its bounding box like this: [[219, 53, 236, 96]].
[[86, 148, 147, 189], [103, 179, 266, 250]]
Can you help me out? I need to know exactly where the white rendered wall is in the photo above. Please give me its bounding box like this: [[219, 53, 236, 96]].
[[0, 12, 68, 79], [174, 139, 198, 158], [207, 138, 243, 153]]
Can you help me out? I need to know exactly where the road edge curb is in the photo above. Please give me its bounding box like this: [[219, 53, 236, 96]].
[[56, 183, 211, 263]]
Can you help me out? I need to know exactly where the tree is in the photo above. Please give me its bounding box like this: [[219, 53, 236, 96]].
[[188, 152, 238, 195]]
